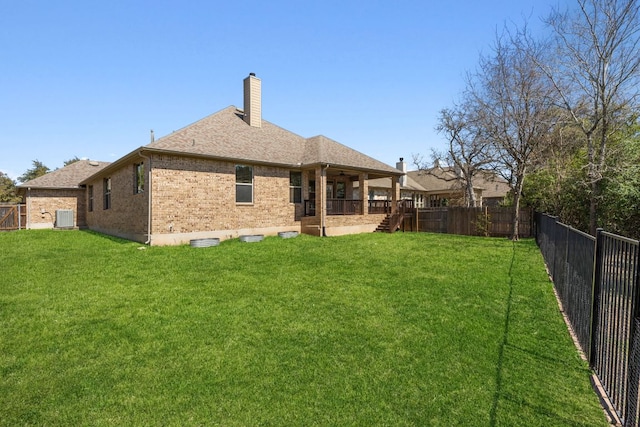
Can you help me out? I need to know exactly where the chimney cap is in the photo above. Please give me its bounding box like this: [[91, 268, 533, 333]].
[[249, 72, 256, 77]]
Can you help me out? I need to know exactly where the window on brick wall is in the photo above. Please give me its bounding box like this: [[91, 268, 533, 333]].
[[309, 180, 316, 201], [88, 185, 94, 212], [235, 165, 253, 203], [336, 181, 346, 199], [103, 178, 111, 210], [290, 171, 302, 203], [134, 162, 144, 194]]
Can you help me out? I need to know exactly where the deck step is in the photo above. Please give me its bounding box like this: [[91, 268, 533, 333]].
[[375, 215, 392, 233]]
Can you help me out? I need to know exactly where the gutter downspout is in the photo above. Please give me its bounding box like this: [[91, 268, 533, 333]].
[[139, 151, 152, 245], [26, 187, 31, 229]]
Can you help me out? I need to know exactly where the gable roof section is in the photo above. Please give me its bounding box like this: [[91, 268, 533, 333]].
[[144, 105, 401, 176], [146, 106, 308, 166], [81, 105, 402, 184], [303, 135, 400, 176], [18, 160, 111, 189]]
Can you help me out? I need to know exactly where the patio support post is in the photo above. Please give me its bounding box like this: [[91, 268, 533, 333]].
[[391, 177, 399, 214], [359, 172, 368, 216], [317, 165, 327, 236]]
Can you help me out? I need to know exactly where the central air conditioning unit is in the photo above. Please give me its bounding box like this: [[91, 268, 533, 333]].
[[55, 209, 74, 228]]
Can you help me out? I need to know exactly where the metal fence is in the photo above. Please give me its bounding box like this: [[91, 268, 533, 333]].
[[535, 213, 640, 426]]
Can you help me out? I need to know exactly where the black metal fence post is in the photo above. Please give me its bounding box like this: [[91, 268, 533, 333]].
[[590, 228, 604, 368], [624, 241, 640, 426], [534, 214, 640, 425]]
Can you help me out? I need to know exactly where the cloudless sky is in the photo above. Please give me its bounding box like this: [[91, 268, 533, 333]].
[[1, 0, 570, 180]]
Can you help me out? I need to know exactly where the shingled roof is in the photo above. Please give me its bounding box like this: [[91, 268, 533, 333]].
[[143, 105, 401, 176], [359, 175, 428, 192], [407, 167, 510, 195], [407, 168, 464, 193], [18, 160, 110, 189], [147, 106, 308, 166]]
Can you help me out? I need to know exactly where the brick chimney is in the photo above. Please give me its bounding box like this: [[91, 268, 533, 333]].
[[243, 73, 261, 127], [396, 157, 407, 187]]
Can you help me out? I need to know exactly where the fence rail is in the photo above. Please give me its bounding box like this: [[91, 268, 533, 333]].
[[416, 207, 532, 237], [535, 213, 640, 426], [300, 202, 531, 238]]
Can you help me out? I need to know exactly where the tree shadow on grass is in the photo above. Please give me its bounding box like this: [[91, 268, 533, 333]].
[[489, 242, 607, 426], [489, 241, 516, 426]]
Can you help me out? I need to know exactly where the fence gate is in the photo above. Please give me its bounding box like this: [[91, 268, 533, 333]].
[[0, 204, 25, 230]]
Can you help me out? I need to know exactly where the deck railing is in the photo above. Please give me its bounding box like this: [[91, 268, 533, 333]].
[[304, 199, 362, 216], [303, 199, 414, 216], [368, 200, 393, 214]]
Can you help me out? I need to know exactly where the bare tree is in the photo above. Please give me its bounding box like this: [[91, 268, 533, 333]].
[[429, 103, 496, 207], [542, 0, 640, 234], [471, 25, 557, 240]]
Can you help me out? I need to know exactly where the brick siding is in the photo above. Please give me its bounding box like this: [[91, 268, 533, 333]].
[[25, 188, 85, 229], [151, 155, 298, 236], [85, 156, 148, 241], [83, 153, 389, 244], [85, 154, 301, 244]]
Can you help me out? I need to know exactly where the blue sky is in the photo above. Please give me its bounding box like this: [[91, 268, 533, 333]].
[[1, 0, 567, 180]]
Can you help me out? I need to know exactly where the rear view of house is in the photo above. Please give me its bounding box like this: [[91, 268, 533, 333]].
[[79, 74, 403, 245]]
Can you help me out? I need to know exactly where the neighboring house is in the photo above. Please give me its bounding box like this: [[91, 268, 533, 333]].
[[476, 171, 511, 207], [17, 160, 110, 229], [407, 166, 510, 207], [354, 158, 429, 208], [76, 74, 403, 245]]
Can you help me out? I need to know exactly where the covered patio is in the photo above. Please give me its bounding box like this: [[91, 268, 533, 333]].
[[299, 165, 403, 236]]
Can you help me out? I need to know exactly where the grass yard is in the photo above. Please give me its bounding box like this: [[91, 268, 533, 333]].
[[0, 230, 608, 426]]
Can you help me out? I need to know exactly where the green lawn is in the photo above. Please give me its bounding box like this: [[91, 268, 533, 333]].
[[0, 230, 607, 426]]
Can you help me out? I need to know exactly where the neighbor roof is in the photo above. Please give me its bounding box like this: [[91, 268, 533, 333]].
[[407, 167, 510, 196], [357, 175, 428, 192], [18, 160, 111, 189], [407, 168, 469, 193], [476, 171, 511, 198]]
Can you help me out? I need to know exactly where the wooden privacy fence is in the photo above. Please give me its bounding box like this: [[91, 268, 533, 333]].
[[0, 204, 26, 231], [411, 206, 532, 237]]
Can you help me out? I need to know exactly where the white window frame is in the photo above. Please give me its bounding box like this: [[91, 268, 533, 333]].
[[235, 165, 253, 204]]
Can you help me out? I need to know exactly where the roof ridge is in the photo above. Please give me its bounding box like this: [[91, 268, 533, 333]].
[[148, 105, 237, 147], [17, 159, 111, 188]]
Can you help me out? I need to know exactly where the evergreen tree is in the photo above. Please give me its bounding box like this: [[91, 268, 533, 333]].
[[0, 172, 20, 203], [17, 160, 50, 183]]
